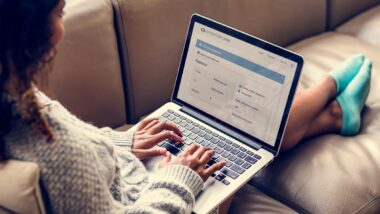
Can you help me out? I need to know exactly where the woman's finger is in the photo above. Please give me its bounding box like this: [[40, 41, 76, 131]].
[[148, 131, 183, 146], [163, 151, 172, 163], [132, 148, 166, 160], [204, 161, 226, 178], [148, 121, 182, 136], [193, 146, 207, 159], [199, 150, 214, 165], [136, 117, 159, 131], [183, 144, 199, 155], [143, 120, 160, 131]]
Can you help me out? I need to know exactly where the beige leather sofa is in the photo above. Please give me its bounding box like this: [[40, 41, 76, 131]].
[[1, 0, 379, 213]]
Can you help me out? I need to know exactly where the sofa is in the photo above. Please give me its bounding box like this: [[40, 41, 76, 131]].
[[1, 0, 379, 213]]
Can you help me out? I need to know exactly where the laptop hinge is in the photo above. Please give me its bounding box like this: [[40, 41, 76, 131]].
[[180, 106, 262, 150]]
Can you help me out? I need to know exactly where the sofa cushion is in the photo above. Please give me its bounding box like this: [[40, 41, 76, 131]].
[[327, 0, 380, 29], [113, 0, 326, 122], [252, 32, 380, 213], [229, 184, 297, 213], [336, 5, 380, 47], [50, 0, 126, 128], [0, 161, 45, 214]]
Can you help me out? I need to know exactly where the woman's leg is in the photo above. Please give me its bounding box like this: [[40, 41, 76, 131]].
[[280, 76, 340, 151]]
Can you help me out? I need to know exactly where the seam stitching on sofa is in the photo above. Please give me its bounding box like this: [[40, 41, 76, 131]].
[[110, 0, 137, 123], [355, 194, 380, 214]]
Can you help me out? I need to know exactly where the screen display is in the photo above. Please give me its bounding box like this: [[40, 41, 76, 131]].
[[177, 22, 298, 147]]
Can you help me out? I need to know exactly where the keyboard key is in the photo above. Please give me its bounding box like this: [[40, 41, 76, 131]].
[[232, 143, 240, 148], [161, 143, 180, 156], [215, 175, 223, 181], [212, 132, 219, 137], [179, 121, 187, 127], [198, 131, 206, 137], [231, 164, 245, 174], [209, 144, 216, 150], [210, 137, 219, 144], [215, 147, 223, 154], [191, 128, 200, 134], [195, 138, 203, 144], [242, 162, 252, 169], [162, 112, 170, 118], [222, 151, 230, 158], [184, 138, 192, 145], [216, 173, 226, 180], [220, 168, 239, 179], [222, 180, 230, 185], [198, 125, 205, 130], [168, 115, 175, 121], [224, 144, 232, 151], [254, 154, 262, 160], [205, 129, 212, 134], [231, 148, 240, 155], [189, 134, 198, 140], [236, 158, 244, 165], [218, 136, 226, 141], [167, 140, 176, 145], [173, 112, 180, 117], [185, 124, 194, 131], [237, 152, 247, 159], [206, 159, 217, 168], [239, 147, 247, 152], [174, 118, 182, 124], [244, 156, 258, 164], [174, 142, 184, 149], [226, 140, 233, 144], [186, 119, 193, 123], [180, 115, 186, 120], [216, 156, 225, 162], [193, 123, 199, 127], [225, 161, 233, 167], [205, 134, 213, 141], [168, 109, 174, 113], [217, 141, 226, 148], [228, 155, 237, 161], [246, 151, 254, 156], [182, 130, 191, 137], [201, 141, 210, 147]]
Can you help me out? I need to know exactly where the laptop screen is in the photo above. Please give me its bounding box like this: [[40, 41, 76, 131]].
[[173, 15, 302, 152]]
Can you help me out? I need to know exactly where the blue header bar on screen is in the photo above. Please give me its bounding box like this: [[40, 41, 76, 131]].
[[196, 40, 285, 84]]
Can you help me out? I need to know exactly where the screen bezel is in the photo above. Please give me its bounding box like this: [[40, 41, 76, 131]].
[[172, 14, 303, 155]]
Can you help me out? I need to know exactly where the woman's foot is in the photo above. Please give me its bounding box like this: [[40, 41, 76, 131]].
[[337, 58, 372, 135], [328, 54, 365, 94]]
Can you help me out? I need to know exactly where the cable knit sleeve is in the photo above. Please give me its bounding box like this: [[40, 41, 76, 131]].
[[99, 127, 134, 151], [126, 165, 204, 214]]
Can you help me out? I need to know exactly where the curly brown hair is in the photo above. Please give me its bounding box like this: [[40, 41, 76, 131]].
[[0, 0, 60, 160]]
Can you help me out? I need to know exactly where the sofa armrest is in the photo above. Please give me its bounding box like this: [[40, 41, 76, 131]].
[[0, 161, 45, 214]]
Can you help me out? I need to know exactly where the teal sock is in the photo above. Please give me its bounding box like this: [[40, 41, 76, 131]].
[[337, 58, 372, 135], [328, 54, 365, 94]]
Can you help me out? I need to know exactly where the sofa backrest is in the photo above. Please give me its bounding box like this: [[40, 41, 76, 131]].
[[113, 0, 327, 123], [50, 0, 127, 128], [327, 0, 380, 29]]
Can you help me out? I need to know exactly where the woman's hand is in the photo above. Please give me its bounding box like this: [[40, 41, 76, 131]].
[[159, 144, 226, 181], [132, 117, 183, 160]]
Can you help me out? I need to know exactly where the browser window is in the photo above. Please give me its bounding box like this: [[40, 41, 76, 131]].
[[177, 22, 297, 147]]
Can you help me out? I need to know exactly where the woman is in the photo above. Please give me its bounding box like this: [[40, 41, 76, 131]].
[[0, 0, 371, 213]]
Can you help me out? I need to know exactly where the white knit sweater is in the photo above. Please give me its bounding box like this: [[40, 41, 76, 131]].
[[4, 91, 204, 213]]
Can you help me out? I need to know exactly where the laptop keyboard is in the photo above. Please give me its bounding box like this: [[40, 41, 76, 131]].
[[158, 109, 262, 185]]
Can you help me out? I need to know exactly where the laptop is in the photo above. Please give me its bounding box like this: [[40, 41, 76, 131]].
[[131, 14, 303, 214]]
